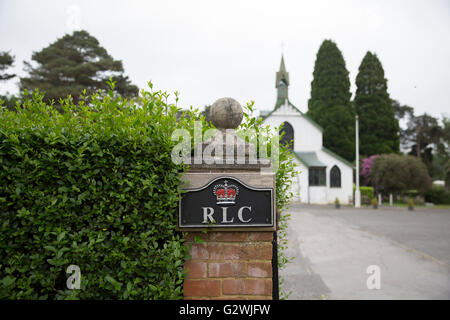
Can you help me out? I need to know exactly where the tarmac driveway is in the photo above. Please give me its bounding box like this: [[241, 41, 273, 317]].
[[280, 204, 450, 299]]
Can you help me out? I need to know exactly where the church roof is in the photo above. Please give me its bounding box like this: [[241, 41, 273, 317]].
[[321, 147, 353, 167], [260, 99, 324, 133], [294, 149, 353, 169], [294, 151, 326, 168], [260, 55, 323, 133]]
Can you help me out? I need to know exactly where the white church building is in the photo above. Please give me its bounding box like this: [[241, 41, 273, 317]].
[[261, 56, 354, 204]]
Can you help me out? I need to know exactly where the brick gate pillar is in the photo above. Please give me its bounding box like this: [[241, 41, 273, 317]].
[[178, 97, 277, 300], [184, 231, 273, 299]]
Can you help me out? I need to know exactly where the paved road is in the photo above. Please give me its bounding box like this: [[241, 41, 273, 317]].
[[280, 204, 450, 300]]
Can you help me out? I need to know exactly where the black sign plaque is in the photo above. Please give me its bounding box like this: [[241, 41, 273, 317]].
[[179, 176, 274, 228]]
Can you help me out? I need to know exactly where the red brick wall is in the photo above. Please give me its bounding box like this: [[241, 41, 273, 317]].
[[183, 231, 273, 300]]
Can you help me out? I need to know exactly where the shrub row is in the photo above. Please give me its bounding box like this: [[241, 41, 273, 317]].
[[0, 86, 201, 299], [353, 185, 374, 204], [425, 186, 450, 205]]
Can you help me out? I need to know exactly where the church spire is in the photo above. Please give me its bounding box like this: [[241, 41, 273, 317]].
[[276, 55, 289, 104]]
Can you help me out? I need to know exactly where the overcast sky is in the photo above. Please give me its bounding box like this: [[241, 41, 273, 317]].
[[1, 0, 449, 119]]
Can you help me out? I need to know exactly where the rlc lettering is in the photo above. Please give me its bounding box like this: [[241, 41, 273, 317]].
[[202, 207, 215, 224], [201, 206, 253, 224], [237, 206, 252, 223], [222, 207, 234, 223]]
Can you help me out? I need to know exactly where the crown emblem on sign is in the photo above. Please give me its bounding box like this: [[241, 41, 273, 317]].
[[213, 180, 239, 205]]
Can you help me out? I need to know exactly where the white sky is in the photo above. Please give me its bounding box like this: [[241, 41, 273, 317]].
[[1, 0, 449, 119]]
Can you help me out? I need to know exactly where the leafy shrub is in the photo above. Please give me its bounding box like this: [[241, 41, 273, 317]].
[[238, 101, 298, 299], [368, 153, 432, 194], [361, 186, 374, 200], [425, 186, 450, 204], [0, 83, 202, 299], [353, 185, 374, 204]]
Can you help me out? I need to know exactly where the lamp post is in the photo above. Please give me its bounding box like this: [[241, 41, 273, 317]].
[[355, 114, 361, 208]]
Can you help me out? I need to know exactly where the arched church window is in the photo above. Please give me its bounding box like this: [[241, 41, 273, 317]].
[[279, 121, 294, 150], [330, 165, 341, 188]]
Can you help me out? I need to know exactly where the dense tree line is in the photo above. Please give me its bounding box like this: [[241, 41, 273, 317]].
[[307, 39, 448, 193], [307, 40, 399, 162]]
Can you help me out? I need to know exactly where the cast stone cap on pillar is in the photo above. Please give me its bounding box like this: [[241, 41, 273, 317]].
[[190, 97, 271, 171], [210, 97, 243, 130]]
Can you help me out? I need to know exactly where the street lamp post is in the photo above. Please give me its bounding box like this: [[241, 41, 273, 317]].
[[355, 114, 361, 208]]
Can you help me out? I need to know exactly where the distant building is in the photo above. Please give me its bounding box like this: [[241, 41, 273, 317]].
[[261, 56, 354, 204], [433, 180, 445, 187]]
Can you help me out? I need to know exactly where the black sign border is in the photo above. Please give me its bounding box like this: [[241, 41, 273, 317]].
[[179, 176, 274, 228]]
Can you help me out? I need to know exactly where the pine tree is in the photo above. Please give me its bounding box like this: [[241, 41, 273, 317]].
[[354, 51, 399, 156], [0, 51, 16, 81], [0, 51, 18, 111], [20, 30, 138, 105], [307, 39, 355, 162]]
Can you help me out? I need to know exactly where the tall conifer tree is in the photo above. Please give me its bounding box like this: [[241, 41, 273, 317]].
[[354, 51, 399, 156], [307, 39, 355, 162]]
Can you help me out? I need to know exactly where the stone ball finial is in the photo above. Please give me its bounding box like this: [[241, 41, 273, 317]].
[[210, 97, 243, 129]]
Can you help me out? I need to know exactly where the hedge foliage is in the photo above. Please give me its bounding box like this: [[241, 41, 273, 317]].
[[425, 186, 450, 205], [353, 185, 374, 204], [238, 101, 298, 299], [0, 83, 203, 299], [368, 153, 432, 194]]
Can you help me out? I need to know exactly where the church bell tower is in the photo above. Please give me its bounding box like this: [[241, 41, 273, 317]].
[[275, 55, 290, 105]]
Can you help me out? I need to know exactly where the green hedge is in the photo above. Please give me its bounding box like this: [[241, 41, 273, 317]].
[[353, 185, 374, 204], [0, 85, 201, 299], [425, 186, 450, 204]]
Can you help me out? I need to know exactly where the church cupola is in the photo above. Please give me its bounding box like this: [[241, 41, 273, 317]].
[[276, 55, 290, 104]]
